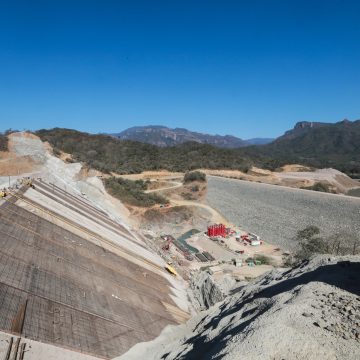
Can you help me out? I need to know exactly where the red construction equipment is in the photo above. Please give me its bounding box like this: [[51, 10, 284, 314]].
[[207, 224, 227, 237]]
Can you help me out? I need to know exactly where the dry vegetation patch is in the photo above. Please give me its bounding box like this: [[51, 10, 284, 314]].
[[143, 206, 193, 224], [146, 180, 172, 190], [103, 177, 168, 208], [178, 181, 207, 201]]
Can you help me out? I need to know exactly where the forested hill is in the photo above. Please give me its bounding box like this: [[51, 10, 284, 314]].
[[37, 128, 252, 174], [36, 120, 360, 177], [243, 119, 360, 177]]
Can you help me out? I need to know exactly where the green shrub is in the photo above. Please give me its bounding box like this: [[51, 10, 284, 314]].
[[296, 237, 329, 259], [295, 226, 329, 260], [104, 177, 168, 207], [0, 133, 8, 151], [294, 226, 360, 260], [296, 226, 320, 241], [301, 182, 332, 193], [184, 171, 206, 183], [253, 254, 273, 265]]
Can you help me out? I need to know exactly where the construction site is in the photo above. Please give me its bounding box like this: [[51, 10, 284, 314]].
[[114, 170, 287, 287], [0, 132, 292, 358], [0, 175, 190, 359], [153, 220, 283, 282], [3, 132, 357, 359]]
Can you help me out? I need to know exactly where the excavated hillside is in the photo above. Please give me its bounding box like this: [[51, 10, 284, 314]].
[[119, 256, 360, 360]]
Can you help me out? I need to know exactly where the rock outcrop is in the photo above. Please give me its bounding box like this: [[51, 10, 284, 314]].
[[189, 272, 238, 310]]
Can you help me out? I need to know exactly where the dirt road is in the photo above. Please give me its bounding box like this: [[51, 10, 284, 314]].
[[170, 198, 228, 224], [144, 181, 183, 193]]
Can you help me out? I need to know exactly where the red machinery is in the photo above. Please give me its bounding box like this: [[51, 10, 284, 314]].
[[207, 224, 226, 237], [241, 234, 249, 242]]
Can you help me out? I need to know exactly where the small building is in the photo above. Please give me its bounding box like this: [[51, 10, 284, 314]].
[[250, 239, 261, 246]]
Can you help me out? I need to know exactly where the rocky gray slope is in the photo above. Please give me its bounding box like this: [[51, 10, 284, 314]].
[[118, 256, 360, 360], [189, 272, 238, 311], [206, 176, 360, 252]]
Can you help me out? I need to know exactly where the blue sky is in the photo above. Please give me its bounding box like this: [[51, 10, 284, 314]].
[[1, 0, 359, 138]]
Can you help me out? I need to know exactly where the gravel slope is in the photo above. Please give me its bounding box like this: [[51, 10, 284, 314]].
[[118, 256, 360, 360], [206, 176, 360, 251]]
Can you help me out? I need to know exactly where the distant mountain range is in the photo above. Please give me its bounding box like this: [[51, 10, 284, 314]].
[[112, 126, 274, 148], [109, 120, 360, 176], [245, 137, 275, 145], [35, 118, 360, 178]]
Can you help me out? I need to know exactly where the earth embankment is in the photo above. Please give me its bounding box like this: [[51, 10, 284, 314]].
[[206, 176, 360, 251]]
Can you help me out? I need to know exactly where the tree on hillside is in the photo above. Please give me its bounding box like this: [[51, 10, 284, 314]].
[[295, 226, 329, 260]]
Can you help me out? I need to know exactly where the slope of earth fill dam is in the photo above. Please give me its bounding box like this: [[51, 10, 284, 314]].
[[206, 176, 360, 251], [0, 177, 190, 359]]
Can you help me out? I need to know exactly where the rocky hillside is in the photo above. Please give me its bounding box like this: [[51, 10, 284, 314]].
[[118, 256, 360, 360], [278, 121, 331, 141], [274, 119, 360, 150], [243, 119, 360, 177], [113, 125, 273, 148]]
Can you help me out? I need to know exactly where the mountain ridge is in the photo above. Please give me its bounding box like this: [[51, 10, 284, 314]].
[[112, 125, 274, 148], [242, 118, 360, 177], [277, 119, 354, 141], [35, 118, 360, 177]]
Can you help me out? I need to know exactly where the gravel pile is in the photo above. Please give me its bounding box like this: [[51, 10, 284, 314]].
[[206, 176, 360, 251], [118, 255, 360, 360], [310, 290, 360, 341]]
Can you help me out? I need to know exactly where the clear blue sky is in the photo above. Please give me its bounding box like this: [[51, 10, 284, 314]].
[[1, 0, 359, 138]]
